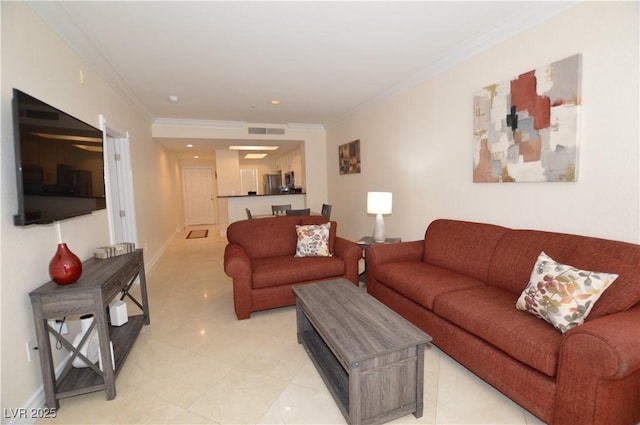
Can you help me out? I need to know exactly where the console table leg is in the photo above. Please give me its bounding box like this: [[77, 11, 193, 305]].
[[95, 306, 116, 400], [31, 305, 59, 409], [138, 264, 150, 325]]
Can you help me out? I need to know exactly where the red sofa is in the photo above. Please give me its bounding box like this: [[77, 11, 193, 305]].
[[224, 215, 361, 320], [365, 219, 640, 425]]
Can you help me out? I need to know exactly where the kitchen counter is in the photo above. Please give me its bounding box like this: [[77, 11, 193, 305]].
[[218, 192, 305, 198], [217, 193, 308, 233]]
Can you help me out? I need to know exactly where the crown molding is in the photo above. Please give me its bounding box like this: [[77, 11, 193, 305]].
[[327, 1, 581, 129], [26, 1, 154, 123]]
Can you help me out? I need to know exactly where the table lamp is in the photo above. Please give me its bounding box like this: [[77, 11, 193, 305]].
[[367, 192, 393, 243]]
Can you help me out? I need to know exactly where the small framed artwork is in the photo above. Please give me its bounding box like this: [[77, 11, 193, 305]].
[[339, 139, 361, 174]]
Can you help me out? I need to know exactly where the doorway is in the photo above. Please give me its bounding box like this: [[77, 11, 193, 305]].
[[101, 116, 138, 245], [183, 167, 216, 225]]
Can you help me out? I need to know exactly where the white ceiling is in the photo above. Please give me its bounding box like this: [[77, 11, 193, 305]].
[[26, 1, 576, 160]]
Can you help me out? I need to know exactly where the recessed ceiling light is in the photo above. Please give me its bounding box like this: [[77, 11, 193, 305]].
[[270, 100, 281, 105], [186, 144, 193, 148], [229, 145, 279, 151], [169, 95, 179, 102], [194, 155, 199, 159], [244, 153, 267, 159]]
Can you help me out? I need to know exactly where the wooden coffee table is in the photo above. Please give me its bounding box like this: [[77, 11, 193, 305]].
[[293, 279, 431, 425]]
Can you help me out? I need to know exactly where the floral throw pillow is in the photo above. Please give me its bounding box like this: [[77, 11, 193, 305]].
[[295, 223, 332, 257], [516, 252, 618, 333]]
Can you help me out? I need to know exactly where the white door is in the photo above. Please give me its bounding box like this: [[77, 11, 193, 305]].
[[106, 134, 125, 242], [183, 167, 216, 225], [102, 116, 138, 245]]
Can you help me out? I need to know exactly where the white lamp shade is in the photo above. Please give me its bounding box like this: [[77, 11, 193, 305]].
[[367, 192, 392, 215]]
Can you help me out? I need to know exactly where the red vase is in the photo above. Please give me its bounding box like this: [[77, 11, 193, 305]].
[[49, 243, 82, 285]]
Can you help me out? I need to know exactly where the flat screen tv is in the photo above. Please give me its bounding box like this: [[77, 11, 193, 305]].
[[12, 89, 106, 226]]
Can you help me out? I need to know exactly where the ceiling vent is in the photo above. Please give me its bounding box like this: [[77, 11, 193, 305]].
[[248, 127, 285, 135]]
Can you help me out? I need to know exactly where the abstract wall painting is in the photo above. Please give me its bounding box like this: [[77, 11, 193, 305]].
[[339, 139, 361, 174], [473, 54, 582, 183]]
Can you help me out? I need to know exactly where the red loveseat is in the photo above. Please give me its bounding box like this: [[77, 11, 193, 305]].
[[224, 215, 361, 320], [365, 219, 640, 425]]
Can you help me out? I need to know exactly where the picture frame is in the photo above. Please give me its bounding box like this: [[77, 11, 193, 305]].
[[473, 54, 582, 183], [339, 139, 361, 174]]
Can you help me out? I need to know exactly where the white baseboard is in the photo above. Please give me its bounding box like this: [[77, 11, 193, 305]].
[[4, 357, 69, 425], [143, 230, 177, 273]]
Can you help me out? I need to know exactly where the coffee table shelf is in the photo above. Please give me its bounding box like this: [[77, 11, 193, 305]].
[[294, 279, 431, 425], [299, 329, 350, 410]]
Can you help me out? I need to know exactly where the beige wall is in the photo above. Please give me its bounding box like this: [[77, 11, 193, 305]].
[[327, 1, 639, 244], [1, 2, 181, 412], [215, 150, 242, 196]]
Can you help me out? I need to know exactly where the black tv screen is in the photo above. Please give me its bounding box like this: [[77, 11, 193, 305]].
[[12, 89, 106, 226]]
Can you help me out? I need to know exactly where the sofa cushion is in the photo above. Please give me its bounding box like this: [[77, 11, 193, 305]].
[[226, 216, 335, 259], [295, 223, 332, 257], [516, 252, 618, 333], [486, 229, 580, 295], [566, 245, 640, 320], [376, 261, 485, 310], [434, 286, 562, 377], [423, 219, 509, 282], [251, 255, 344, 289]]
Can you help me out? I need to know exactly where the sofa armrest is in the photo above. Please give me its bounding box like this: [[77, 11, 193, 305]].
[[553, 306, 640, 425], [333, 237, 362, 285], [365, 240, 424, 266], [224, 243, 251, 276], [560, 306, 640, 379], [364, 240, 424, 289], [223, 243, 253, 319]]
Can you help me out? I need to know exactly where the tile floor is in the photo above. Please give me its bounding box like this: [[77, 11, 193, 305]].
[[37, 225, 546, 425]]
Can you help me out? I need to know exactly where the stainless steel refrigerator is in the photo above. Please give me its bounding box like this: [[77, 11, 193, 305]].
[[263, 173, 282, 194]]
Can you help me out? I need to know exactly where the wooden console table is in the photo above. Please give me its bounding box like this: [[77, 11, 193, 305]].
[[293, 279, 431, 425], [29, 249, 149, 409]]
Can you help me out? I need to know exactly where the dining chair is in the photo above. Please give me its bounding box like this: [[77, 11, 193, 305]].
[[285, 208, 311, 216], [245, 208, 253, 219], [271, 204, 292, 215], [321, 204, 332, 220]]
